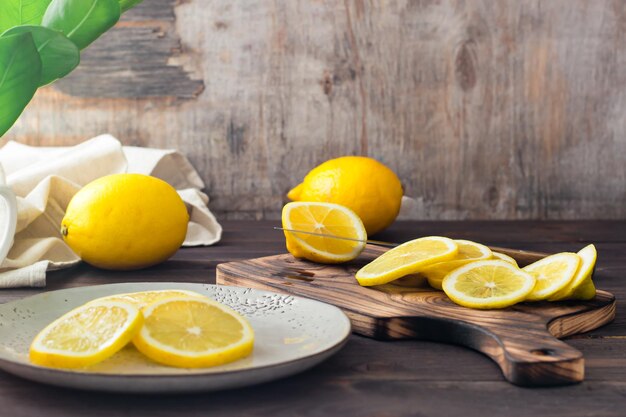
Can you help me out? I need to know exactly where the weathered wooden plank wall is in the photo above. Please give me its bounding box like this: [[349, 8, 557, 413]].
[[3, 0, 626, 220]]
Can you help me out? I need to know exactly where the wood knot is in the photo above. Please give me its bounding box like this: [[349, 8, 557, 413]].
[[321, 71, 333, 96], [214, 21, 229, 30], [455, 40, 477, 91], [226, 120, 247, 155], [485, 186, 499, 208]]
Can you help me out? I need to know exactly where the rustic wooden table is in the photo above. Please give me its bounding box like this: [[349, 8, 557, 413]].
[[1, 221, 624, 416]]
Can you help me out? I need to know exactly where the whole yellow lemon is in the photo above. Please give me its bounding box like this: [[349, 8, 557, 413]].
[[287, 156, 403, 235], [61, 174, 189, 270]]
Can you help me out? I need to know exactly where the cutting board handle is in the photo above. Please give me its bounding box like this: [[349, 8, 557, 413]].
[[396, 314, 584, 386], [463, 320, 583, 385]]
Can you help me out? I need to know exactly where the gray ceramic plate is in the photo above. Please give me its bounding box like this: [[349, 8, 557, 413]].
[[0, 282, 351, 393]]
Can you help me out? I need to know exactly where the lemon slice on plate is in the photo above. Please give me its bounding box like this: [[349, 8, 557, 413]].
[[421, 239, 492, 290], [133, 297, 254, 368], [282, 202, 367, 263], [355, 236, 458, 286], [30, 301, 143, 369], [442, 260, 536, 309], [91, 289, 205, 309], [548, 244, 597, 301], [491, 252, 519, 267], [523, 253, 580, 301]]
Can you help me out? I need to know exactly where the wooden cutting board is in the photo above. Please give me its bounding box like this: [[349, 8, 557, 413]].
[[216, 245, 616, 387]]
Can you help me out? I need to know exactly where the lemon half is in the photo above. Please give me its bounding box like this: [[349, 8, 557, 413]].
[[282, 201, 366, 263], [287, 156, 403, 235]]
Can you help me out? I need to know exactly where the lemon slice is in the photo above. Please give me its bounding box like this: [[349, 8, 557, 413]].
[[355, 236, 458, 286], [133, 297, 254, 368], [421, 240, 493, 290], [548, 244, 597, 301], [571, 279, 596, 300], [491, 252, 519, 267], [523, 253, 580, 301], [30, 301, 143, 369], [91, 289, 205, 309], [442, 260, 536, 309], [282, 202, 367, 263]]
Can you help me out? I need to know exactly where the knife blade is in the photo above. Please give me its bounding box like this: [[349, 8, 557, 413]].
[[274, 227, 398, 248]]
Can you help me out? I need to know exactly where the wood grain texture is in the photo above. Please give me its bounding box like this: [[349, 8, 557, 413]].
[[3, 1, 626, 221], [0, 221, 623, 416], [216, 245, 616, 386]]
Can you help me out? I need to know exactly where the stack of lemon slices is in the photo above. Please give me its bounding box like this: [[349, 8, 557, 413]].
[[281, 202, 597, 310], [353, 240, 597, 309], [359, 241, 598, 309], [30, 290, 254, 369]]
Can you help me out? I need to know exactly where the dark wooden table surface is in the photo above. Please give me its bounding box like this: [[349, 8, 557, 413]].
[[1, 221, 625, 416]]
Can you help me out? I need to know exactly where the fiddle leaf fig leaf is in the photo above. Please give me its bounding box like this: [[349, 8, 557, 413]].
[[42, 0, 120, 50], [0, 0, 53, 33], [0, 32, 42, 138], [119, 0, 143, 13], [1, 26, 79, 86]]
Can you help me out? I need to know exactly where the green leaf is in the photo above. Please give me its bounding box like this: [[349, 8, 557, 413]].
[[0, 32, 42, 138], [42, 0, 120, 50], [1, 26, 79, 86], [0, 0, 53, 33], [119, 0, 143, 13]]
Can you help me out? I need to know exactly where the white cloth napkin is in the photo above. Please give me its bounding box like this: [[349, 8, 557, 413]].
[[0, 134, 222, 288]]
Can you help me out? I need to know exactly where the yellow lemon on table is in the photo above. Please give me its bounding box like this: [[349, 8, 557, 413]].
[[287, 156, 403, 235], [133, 297, 254, 368], [282, 201, 366, 263], [30, 300, 143, 368], [61, 174, 189, 270]]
